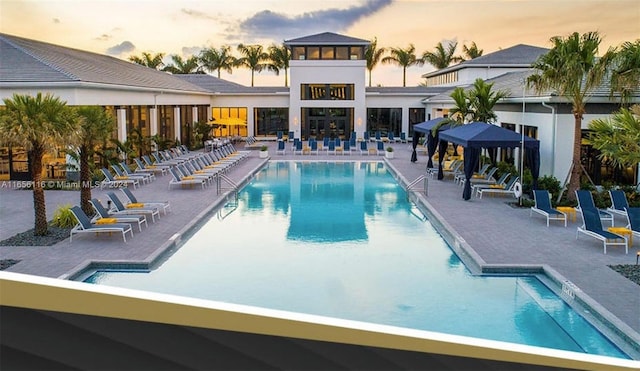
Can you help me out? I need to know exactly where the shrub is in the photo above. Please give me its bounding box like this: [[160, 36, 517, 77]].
[[260, 145, 268, 151], [51, 204, 77, 228], [386, 146, 393, 152]]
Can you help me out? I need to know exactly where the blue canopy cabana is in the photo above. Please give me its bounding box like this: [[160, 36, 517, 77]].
[[438, 122, 540, 200], [412, 118, 451, 170]]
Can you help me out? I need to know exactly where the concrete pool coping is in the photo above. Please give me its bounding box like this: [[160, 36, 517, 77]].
[[1, 145, 639, 360]]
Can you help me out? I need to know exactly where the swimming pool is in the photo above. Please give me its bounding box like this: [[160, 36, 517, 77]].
[[86, 161, 629, 359]]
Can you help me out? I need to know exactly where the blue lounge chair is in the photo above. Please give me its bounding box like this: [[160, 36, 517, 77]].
[[624, 207, 640, 247], [89, 198, 147, 232], [577, 208, 627, 254], [373, 131, 381, 142], [276, 140, 286, 155], [310, 140, 318, 155], [388, 132, 396, 142], [530, 190, 567, 227], [168, 167, 207, 190], [608, 190, 629, 217], [327, 140, 336, 155], [120, 188, 171, 216], [363, 132, 370, 142], [575, 190, 614, 227], [400, 132, 407, 143], [107, 191, 160, 223], [342, 140, 351, 155], [360, 141, 369, 155], [69, 206, 133, 243], [288, 131, 294, 142], [100, 167, 139, 189], [376, 141, 384, 155], [293, 140, 303, 155], [276, 131, 283, 141]]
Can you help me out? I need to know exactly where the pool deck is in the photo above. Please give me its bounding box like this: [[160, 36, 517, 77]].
[[1, 141, 639, 357]]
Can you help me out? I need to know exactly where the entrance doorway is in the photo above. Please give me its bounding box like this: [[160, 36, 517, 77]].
[[302, 108, 353, 140]]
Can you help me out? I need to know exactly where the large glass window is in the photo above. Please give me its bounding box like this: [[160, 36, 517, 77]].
[[255, 108, 289, 137], [408, 108, 426, 137], [158, 105, 175, 145], [367, 108, 402, 137], [301, 84, 354, 100], [289, 46, 365, 60], [211, 107, 248, 138], [302, 107, 353, 140]]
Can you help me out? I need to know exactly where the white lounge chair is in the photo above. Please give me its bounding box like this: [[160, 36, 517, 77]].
[[69, 206, 133, 243]]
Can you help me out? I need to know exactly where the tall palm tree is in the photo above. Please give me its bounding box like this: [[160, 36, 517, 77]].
[[527, 31, 610, 200], [267, 44, 291, 87], [588, 105, 640, 169], [75, 106, 116, 216], [381, 44, 424, 87], [462, 42, 483, 60], [469, 78, 508, 123], [365, 37, 386, 87], [162, 55, 203, 74], [604, 40, 640, 105], [199, 46, 236, 78], [128, 52, 165, 69], [422, 41, 462, 70], [0, 93, 78, 235], [235, 44, 269, 87]]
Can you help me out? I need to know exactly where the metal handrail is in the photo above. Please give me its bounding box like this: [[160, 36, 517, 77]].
[[407, 174, 429, 196]]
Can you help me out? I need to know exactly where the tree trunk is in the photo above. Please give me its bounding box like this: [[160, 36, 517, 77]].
[[80, 145, 93, 217], [567, 112, 583, 201], [31, 145, 48, 236]]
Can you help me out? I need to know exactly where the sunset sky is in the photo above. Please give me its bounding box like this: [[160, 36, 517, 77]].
[[2, 0, 638, 87]]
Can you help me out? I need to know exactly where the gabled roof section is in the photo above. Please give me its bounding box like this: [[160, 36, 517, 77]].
[[366, 86, 451, 96], [0, 33, 208, 93], [422, 44, 549, 78], [175, 74, 289, 94], [284, 32, 370, 46]]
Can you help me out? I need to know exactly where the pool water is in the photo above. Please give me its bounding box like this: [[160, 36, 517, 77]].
[[86, 161, 628, 359]]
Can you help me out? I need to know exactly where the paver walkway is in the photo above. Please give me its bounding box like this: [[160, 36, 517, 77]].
[[1, 141, 638, 357]]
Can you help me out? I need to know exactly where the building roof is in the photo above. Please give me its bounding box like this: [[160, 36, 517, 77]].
[[367, 86, 451, 96], [0, 33, 208, 93], [284, 32, 370, 46], [422, 44, 549, 78], [176, 74, 290, 94]]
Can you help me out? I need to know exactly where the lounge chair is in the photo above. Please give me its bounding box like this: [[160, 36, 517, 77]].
[[287, 131, 294, 142], [342, 140, 351, 155], [276, 131, 283, 141], [89, 198, 147, 232], [376, 141, 384, 155], [387, 132, 396, 142], [400, 132, 407, 143], [575, 190, 614, 227], [624, 207, 640, 243], [530, 190, 567, 227], [121, 161, 156, 182], [471, 172, 510, 195], [111, 164, 151, 185], [176, 163, 214, 185], [293, 140, 303, 155], [134, 157, 167, 176], [69, 206, 133, 243], [608, 190, 630, 217], [106, 191, 160, 223], [168, 167, 207, 190], [477, 176, 519, 199], [276, 140, 286, 155], [360, 140, 369, 155], [120, 188, 171, 216], [327, 140, 336, 155], [576, 208, 627, 254], [455, 163, 489, 185], [100, 168, 139, 189], [310, 140, 318, 155]]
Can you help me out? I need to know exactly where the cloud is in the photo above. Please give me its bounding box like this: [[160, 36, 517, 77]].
[[236, 0, 393, 41], [95, 34, 111, 41], [181, 46, 202, 57], [53, 18, 60, 24], [106, 41, 135, 56], [181, 8, 214, 20]]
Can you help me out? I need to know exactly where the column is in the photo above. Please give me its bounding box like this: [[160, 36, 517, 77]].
[[149, 107, 158, 137], [173, 106, 181, 142], [117, 107, 127, 142]]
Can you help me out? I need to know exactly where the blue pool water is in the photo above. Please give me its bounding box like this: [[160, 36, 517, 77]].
[[86, 161, 628, 358]]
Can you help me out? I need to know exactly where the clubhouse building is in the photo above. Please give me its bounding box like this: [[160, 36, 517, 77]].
[[1, 32, 638, 185]]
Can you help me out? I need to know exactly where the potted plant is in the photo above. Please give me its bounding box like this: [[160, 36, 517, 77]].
[[259, 145, 269, 158], [385, 146, 394, 159]]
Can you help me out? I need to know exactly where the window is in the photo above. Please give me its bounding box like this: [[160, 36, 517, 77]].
[[350, 46, 363, 60], [211, 107, 248, 138], [336, 47, 348, 60], [293, 46, 305, 60], [367, 108, 402, 137], [308, 47, 320, 60], [321, 47, 335, 59], [289, 46, 365, 60], [255, 108, 289, 137], [301, 84, 354, 100]]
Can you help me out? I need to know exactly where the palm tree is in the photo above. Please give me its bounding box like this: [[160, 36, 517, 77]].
[[267, 44, 290, 87], [235, 44, 269, 87], [0, 93, 78, 235], [162, 55, 203, 74], [469, 78, 508, 123], [128, 52, 165, 70], [381, 44, 424, 87], [199, 46, 235, 78], [422, 41, 462, 70], [75, 106, 116, 216], [604, 40, 640, 105], [461, 42, 483, 60], [588, 105, 640, 169], [365, 37, 386, 87], [527, 31, 610, 200]]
